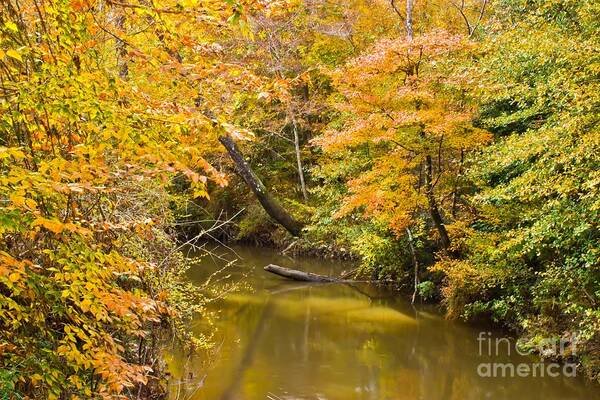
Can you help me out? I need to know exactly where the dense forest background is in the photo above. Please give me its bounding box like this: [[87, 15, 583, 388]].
[[0, 0, 598, 398]]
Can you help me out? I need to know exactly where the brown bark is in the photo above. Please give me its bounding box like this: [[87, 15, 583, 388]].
[[425, 155, 451, 249], [115, 14, 128, 79], [219, 134, 304, 236]]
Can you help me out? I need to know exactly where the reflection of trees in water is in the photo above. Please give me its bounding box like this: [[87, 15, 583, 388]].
[[179, 280, 596, 400], [219, 298, 274, 400]]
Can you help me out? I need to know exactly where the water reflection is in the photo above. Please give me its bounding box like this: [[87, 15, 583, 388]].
[[167, 245, 597, 400]]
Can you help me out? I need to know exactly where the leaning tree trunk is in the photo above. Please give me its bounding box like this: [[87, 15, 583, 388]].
[[219, 134, 304, 236], [425, 155, 451, 249]]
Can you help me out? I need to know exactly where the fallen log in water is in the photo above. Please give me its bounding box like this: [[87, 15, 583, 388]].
[[264, 265, 395, 300], [264, 264, 340, 283]]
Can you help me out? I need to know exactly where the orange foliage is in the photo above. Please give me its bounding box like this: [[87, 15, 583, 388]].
[[315, 29, 491, 236]]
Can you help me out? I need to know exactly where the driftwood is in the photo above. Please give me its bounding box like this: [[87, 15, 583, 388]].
[[264, 264, 340, 283], [264, 265, 396, 300]]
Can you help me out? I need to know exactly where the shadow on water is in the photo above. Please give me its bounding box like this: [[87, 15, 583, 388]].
[[167, 245, 599, 400]]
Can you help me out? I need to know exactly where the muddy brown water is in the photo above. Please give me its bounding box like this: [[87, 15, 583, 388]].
[[167, 245, 598, 400]]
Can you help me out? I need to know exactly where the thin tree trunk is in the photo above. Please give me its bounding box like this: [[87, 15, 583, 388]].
[[451, 148, 464, 217], [115, 13, 128, 79], [219, 134, 304, 236], [291, 116, 309, 201], [425, 155, 451, 248], [406, 0, 414, 40], [406, 227, 419, 303]]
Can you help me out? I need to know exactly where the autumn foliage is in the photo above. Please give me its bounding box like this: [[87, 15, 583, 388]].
[[0, 0, 259, 397], [316, 30, 491, 240], [1, 0, 600, 395]]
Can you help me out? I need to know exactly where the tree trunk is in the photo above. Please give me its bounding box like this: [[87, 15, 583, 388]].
[[406, 0, 414, 40], [425, 155, 451, 248], [451, 148, 464, 217], [219, 134, 304, 236], [264, 264, 340, 282], [292, 117, 309, 201], [406, 227, 420, 303], [115, 14, 128, 79]]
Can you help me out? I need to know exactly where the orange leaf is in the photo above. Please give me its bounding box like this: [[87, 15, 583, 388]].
[[32, 217, 65, 234]]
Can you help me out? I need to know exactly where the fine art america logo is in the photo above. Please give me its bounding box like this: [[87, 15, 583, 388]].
[[476, 331, 579, 378]]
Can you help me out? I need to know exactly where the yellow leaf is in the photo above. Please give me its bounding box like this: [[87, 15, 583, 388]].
[[9, 194, 26, 209], [32, 218, 65, 234], [0, 146, 26, 160], [4, 21, 18, 32], [25, 198, 37, 210], [6, 49, 22, 62], [80, 298, 92, 312]]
